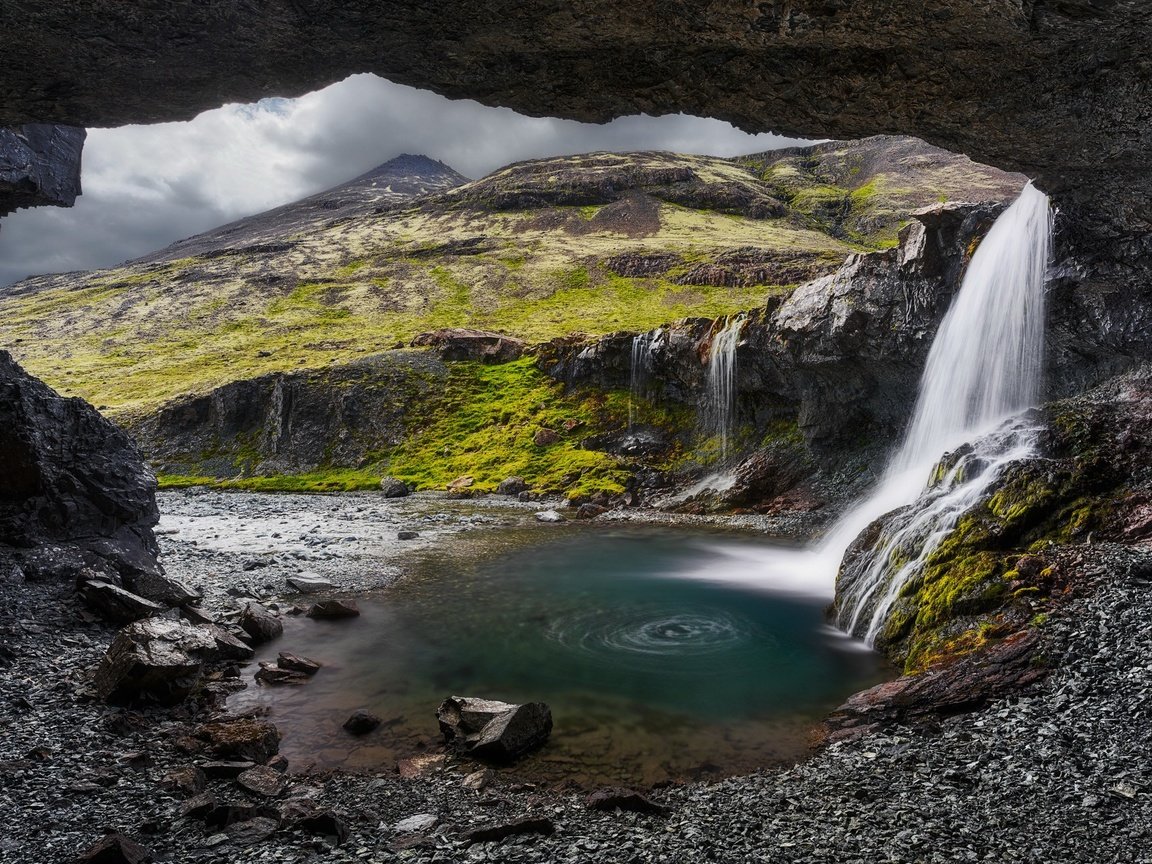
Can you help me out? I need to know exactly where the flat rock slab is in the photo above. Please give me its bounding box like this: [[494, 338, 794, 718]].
[[198, 761, 256, 779], [394, 813, 439, 834], [236, 765, 287, 797], [255, 665, 310, 686], [78, 581, 164, 623], [586, 786, 671, 816], [285, 573, 335, 593], [196, 718, 281, 763], [277, 651, 321, 675], [462, 816, 555, 845]]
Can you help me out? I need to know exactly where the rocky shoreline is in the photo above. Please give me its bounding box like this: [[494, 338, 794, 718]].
[[2, 489, 1150, 862]]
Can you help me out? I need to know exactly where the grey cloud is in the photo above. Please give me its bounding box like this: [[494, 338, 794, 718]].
[[0, 74, 808, 287]]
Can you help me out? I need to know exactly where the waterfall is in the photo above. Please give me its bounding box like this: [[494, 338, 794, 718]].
[[828, 182, 1052, 639], [704, 315, 745, 460], [629, 331, 655, 429]]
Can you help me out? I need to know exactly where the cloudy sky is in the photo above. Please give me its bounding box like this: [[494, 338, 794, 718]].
[[0, 74, 808, 287]]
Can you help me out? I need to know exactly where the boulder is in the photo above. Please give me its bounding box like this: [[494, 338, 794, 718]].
[[76, 833, 153, 864], [379, 477, 410, 498], [535, 510, 564, 523], [397, 530, 419, 540], [0, 352, 160, 576], [410, 328, 524, 364], [342, 709, 382, 735], [196, 718, 281, 763], [306, 599, 360, 619], [93, 618, 217, 705], [160, 765, 206, 797], [238, 603, 282, 644], [436, 696, 552, 762], [202, 624, 256, 662], [533, 428, 558, 446], [285, 572, 334, 594], [255, 665, 310, 686], [282, 801, 349, 846], [78, 581, 164, 623], [496, 477, 528, 496], [575, 503, 608, 520]]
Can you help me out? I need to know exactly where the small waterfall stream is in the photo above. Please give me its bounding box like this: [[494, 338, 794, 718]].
[[704, 315, 745, 460], [629, 330, 656, 429]]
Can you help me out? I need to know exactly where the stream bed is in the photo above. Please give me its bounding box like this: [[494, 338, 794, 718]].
[[230, 524, 890, 786]]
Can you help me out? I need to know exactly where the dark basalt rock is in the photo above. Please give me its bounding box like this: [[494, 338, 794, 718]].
[[0, 351, 161, 581], [342, 709, 382, 735], [238, 603, 283, 645], [196, 718, 281, 764], [0, 124, 84, 217], [462, 816, 555, 845], [276, 651, 320, 675], [76, 832, 152, 864], [306, 599, 360, 619], [437, 696, 553, 763], [496, 476, 528, 496], [379, 477, 410, 498], [78, 581, 164, 623], [93, 618, 218, 706], [586, 787, 671, 816], [410, 328, 525, 364]]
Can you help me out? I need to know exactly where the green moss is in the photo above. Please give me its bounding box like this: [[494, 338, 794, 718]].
[[158, 470, 383, 493]]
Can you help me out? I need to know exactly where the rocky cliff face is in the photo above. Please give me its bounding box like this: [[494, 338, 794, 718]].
[[0, 125, 84, 218], [0, 350, 159, 579]]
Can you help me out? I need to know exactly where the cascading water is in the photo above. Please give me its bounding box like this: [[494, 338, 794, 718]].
[[629, 330, 656, 429], [829, 181, 1052, 639], [704, 315, 745, 460], [675, 183, 1052, 648]]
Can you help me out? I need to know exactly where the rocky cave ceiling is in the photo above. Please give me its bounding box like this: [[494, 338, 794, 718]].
[[0, 0, 1148, 234]]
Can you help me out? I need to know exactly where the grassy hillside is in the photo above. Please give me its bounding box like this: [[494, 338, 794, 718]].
[[0, 137, 1024, 420]]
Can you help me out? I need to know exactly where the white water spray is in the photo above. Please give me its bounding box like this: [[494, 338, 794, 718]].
[[629, 331, 656, 429], [704, 315, 745, 460]]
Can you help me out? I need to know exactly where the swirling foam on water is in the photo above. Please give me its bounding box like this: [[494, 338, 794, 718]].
[[546, 604, 767, 665]]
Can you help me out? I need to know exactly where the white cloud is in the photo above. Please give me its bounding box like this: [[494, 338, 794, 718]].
[[0, 74, 807, 286]]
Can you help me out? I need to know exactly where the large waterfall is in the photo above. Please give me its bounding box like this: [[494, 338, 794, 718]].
[[829, 182, 1052, 638], [704, 315, 746, 460], [688, 184, 1052, 641]]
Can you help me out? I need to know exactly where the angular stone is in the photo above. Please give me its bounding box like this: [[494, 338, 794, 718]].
[[161, 765, 206, 797], [462, 816, 555, 845], [202, 624, 256, 662], [226, 816, 279, 846], [410, 328, 524, 364], [285, 573, 335, 594], [461, 769, 494, 791], [277, 652, 320, 675], [394, 813, 439, 833], [342, 709, 381, 735], [437, 696, 552, 763], [306, 599, 359, 619], [77, 832, 153, 864], [585, 786, 671, 816], [236, 764, 287, 798], [238, 603, 282, 644], [78, 581, 165, 623], [199, 761, 256, 779], [284, 804, 349, 846], [179, 791, 218, 819], [94, 618, 216, 706], [575, 503, 608, 520], [397, 530, 419, 540], [535, 510, 564, 523], [379, 477, 410, 498], [497, 477, 528, 496], [197, 718, 281, 763]]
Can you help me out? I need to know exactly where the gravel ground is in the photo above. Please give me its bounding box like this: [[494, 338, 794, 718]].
[[1, 491, 1150, 863]]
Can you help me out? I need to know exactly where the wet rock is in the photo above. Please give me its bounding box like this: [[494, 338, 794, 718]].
[[462, 816, 555, 844], [535, 510, 564, 523], [586, 786, 671, 816], [410, 328, 524, 364], [197, 718, 281, 763], [237, 765, 287, 797], [76, 833, 153, 864], [437, 696, 552, 762], [397, 530, 419, 540], [342, 709, 382, 735], [267, 755, 289, 773], [255, 665, 310, 686], [379, 477, 410, 498], [277, 651, 320, 675], [238, 603, 282, 644], [78, 581, 165, 623], [202, 624, 256, 662], [199, 761, 256, 779], [497, 477, 528, 496], [94, 618, 216, 705], [306, 599, 360, 619], [161, 765, 206, 797], [285, 573, 334, 594], [575, 503, 608, 520]]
